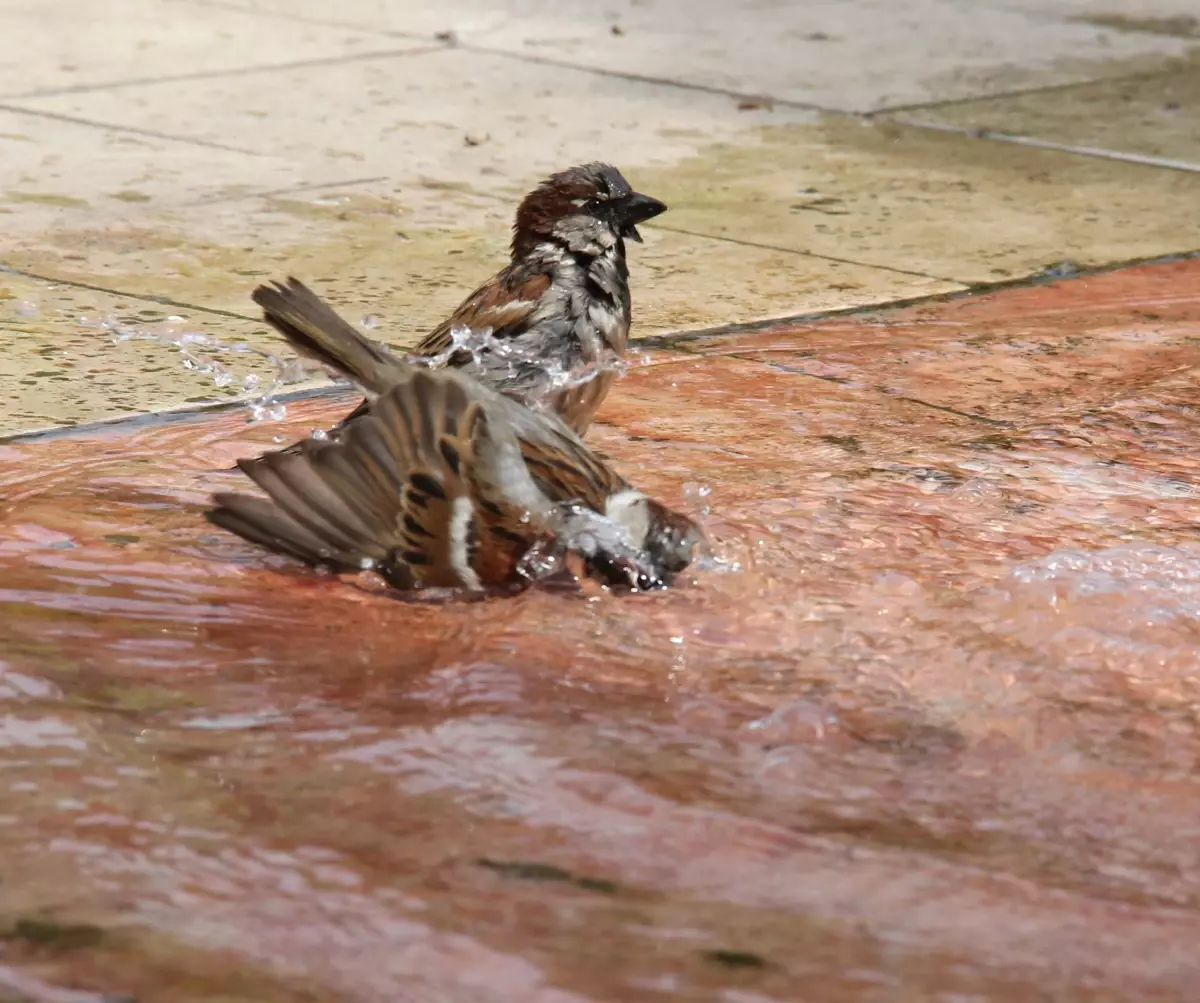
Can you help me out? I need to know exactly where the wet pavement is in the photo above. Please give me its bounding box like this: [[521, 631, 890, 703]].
[[5, 0, 1200, 999], [4, 0, 1200, 434], [3, 259, 1200, 1002]]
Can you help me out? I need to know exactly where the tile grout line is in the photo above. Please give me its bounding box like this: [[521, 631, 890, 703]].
[[184, 175, 391, 208], [0, 381, 353, 446], [9, 248, 1197, 445], [636, 247, 1200, 349], [1, 45, 446, 101], [651, 225, 965, 286], [0, 103, 265, 156], [0, 265, 260, 323], [866, 64, 1187, 117], [458, 44, 824, 111], [885, 117, 1200, 174]]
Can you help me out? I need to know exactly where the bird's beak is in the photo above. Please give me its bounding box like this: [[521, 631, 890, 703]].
[[616, 191, 667, 243]]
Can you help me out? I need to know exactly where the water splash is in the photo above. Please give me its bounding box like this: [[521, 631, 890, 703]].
[[79, 314, 317, 425], [539, 502, 672, 589], [404, 324, 628, 411]]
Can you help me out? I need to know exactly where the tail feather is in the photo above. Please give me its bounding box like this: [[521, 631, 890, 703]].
[[251, 277, 403, 394]]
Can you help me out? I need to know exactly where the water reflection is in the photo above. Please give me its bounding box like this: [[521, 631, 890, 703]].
[[3, 267, 1200, 1000]]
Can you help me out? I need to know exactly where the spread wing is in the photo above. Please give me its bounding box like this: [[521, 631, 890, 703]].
[[494, 401, 629, 511], [207, 369, 543, 590]]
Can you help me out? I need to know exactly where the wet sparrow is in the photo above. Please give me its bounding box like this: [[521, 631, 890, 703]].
[[206, 278, 702, 591], [326, 162, 666, 437]]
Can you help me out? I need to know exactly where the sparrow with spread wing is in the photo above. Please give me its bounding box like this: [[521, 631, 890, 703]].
[[207, 278, 701, 592]]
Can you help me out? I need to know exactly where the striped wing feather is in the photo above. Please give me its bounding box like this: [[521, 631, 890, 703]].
[[208, 369, 543, 589]]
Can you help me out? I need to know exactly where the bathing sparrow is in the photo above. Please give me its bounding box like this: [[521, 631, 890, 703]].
[[323, 162, 666, 437], [207, 278, 702, 591]]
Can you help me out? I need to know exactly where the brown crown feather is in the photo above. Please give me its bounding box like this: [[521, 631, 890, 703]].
[[510, 162, 631, 259]]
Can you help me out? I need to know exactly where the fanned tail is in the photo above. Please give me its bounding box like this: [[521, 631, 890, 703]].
[[251, 276, 404, 394]]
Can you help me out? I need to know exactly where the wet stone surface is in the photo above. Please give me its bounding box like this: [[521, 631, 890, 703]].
[[2, 260, 1200, 1001]]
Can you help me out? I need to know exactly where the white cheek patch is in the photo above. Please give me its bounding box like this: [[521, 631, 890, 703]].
[[604, 488, 650, 547], [449, 495, 483, 590]]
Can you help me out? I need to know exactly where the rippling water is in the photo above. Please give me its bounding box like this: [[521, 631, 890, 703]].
[[3, 304, 1200, 1002]]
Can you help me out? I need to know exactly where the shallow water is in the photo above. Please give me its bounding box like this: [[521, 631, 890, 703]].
[[3, 262, 1200, 1002]]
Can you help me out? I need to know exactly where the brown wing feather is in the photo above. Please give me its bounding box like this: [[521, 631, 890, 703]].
[[267, 268, 555, 456], [208, 368, 548, 590], [413, 264, 552, 357], [207, 492, 358, 569], [514, 426, 627, 512]]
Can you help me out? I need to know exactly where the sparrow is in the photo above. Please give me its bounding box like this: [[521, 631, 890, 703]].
[[206, 278, 703, 592], [321, 162, 667, 438]]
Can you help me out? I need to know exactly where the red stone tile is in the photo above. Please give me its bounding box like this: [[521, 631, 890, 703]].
[[688, 256, 1200, 426], [4, 260, 1200, 1001]]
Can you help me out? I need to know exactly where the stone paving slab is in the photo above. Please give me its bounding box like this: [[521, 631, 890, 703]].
[[892, 59, 1200, 169], [0, 0, 403, 98], [2, 0, 1200, 438], [196, 0, 1194, 111], [643, 116, 1200, 285]]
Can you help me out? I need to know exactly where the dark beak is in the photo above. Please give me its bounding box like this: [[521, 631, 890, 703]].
[[616, 191, 667, 243]]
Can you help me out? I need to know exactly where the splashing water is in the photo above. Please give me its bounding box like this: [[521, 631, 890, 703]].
[[79, 314, 319, 425], [405, 324, 629, 410]]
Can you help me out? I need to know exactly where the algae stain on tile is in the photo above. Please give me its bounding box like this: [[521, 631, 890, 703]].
[[6, 191, 90, 208], [1077, 14, 1199, 39]]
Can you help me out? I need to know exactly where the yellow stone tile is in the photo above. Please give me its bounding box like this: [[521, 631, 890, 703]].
[[888, 62, 1200, 168], [0, 190, 957, 437], [0, 0, 404, 97], [634, 115, 1200, 286], [0, 272, 316, 437]]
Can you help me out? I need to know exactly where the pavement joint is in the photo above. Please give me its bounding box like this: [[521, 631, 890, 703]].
[[0, 265, 260, 323], [888, 117, 1200, 175], [15, 247, 1197, 446], [0, 102, 266, 155], [165, 0, 430, 37], [1, 45, 446, 102], [184, 175, 392, 207]]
